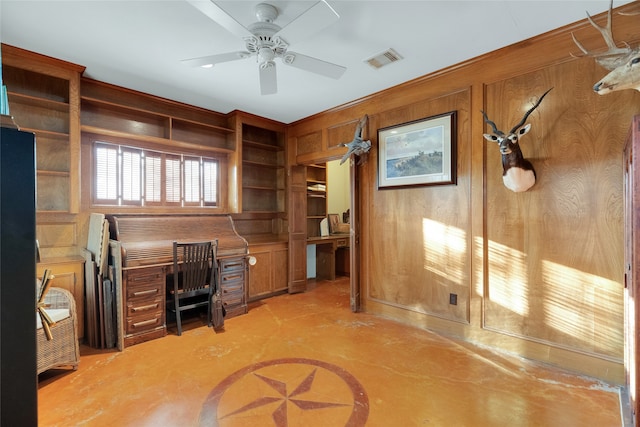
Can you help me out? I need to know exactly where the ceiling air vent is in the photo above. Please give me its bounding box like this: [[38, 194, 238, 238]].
[[365, 48, 403, 69]]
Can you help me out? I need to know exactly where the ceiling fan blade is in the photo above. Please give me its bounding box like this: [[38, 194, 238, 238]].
[[186, 0, 252, 39], [283, 52, 346, 79], [181, 51, 250, 68], [274, 0, 339, 44], [259, 63, 277, 95]]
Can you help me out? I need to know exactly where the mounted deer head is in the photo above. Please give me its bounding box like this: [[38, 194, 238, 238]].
[[572, 0, 640, 94], [482, 88, 553, 193]]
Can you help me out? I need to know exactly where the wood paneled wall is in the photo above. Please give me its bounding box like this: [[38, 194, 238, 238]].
[[287, 4, 640, 383]]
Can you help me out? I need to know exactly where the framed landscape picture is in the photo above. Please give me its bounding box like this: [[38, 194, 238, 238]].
[[377, 111, 457, 189]]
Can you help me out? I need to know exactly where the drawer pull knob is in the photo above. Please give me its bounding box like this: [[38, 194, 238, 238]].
[[132, 319, 157, 328], [133, 289, 158, 297], [132, 303, 158, 312], [132, 275, 161, 282]]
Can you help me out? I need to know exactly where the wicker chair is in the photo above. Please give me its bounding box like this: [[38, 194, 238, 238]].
[[37, 287, 80, 375]]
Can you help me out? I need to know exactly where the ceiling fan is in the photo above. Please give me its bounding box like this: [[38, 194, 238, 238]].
[[183, 0, 347, 95]]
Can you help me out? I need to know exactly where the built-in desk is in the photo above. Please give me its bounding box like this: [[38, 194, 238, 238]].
[[307, 234, 349, 280], [107, 214, 249, 347]]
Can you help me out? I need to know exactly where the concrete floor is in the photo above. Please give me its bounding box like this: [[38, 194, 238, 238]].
[[38, 277, 623, 426]]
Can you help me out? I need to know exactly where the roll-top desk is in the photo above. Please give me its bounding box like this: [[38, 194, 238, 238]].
[[107, 214, 249, 347]]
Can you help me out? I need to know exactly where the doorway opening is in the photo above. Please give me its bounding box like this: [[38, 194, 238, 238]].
[[306, 159, 351, 281], [298, 156, 359, 312]]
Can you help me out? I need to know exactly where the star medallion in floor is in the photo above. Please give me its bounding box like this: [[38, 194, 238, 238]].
[[37, 277, 624, 426], [199, 358, 368, 426]]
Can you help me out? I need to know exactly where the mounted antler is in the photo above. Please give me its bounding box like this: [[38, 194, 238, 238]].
[[482, 88, 553, 193], [572, 0, 640, 94]]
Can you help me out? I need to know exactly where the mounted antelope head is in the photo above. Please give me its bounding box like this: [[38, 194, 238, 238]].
[[482, 88, 553, 193], [572, 0, 640, 94]]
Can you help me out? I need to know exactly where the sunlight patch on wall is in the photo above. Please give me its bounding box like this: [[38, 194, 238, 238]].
[[542, 260, 622, 355], [487, 240, 530, 316], [627, 290, 637, 407], [422, 218, 466, 283]]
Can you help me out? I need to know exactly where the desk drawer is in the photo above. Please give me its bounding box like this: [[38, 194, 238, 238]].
[[222, 291, 244, 308], [336, 237, 349, 248], [221, 280, 243, 295], [124, 266, 165, 304], [220, 258, 245, 274], [126, 296, 164, 317], [125, 311, 164, 335], [126, 283, 163, 302], [220, 269, 244, 285], [124, 266, 165, 288], [221, 282, 244, 307]]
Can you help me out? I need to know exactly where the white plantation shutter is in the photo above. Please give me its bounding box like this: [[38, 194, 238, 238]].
[[95, 143, 118, 203], [184, 157, 201, 205], [121, 147, 142, 205], [92, 141, 219, 207], [165, 155, 182, 204], [203, 159, 217, 206], [144, 153, 162, 204]]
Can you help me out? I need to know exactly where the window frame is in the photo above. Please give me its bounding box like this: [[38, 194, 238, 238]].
[[88, 136, 225, 211]]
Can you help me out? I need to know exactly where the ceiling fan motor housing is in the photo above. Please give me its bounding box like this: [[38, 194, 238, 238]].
[[246, 3, 288, 64], [254, 3, 278, 23]]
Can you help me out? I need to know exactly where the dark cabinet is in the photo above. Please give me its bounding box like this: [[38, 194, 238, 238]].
[[1, 124, 37, 427]]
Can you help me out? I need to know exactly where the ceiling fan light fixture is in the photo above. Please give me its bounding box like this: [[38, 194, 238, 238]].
[[258, 46, 275, 63]]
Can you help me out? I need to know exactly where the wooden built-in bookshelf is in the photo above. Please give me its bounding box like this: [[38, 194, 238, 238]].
[[241, 123, 285, 213], [306, 163, 327, 238], [2, 44, 84, 214], [80, 80, 236, 155]]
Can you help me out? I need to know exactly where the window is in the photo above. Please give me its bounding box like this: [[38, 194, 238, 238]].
[[93, 141, 219, 207]]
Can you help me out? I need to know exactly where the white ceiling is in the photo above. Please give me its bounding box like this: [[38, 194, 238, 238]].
[[0, 1, 635, 124]]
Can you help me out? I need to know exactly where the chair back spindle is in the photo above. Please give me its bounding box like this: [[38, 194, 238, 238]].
[[179, 242, 212, 293]]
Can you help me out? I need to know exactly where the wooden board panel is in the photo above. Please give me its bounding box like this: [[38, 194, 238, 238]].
[[327, 118, 360, 150], [273, 246, 288, 293], [247, 251, 272, 299], [367, 89, 472, 323], [36, 222, 77, 248], [36, 136, 69, 172], [482, 59, 636, 359], [296, 131, 322, 156]]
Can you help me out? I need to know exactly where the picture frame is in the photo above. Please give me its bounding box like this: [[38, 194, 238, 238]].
[[377, 111, 457, 189]]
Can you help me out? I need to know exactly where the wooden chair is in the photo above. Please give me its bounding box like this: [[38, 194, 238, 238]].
[[167, 240, 217, 335]]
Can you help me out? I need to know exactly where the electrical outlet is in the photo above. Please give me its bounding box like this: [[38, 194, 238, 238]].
[[449, 293, 458, 305]]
